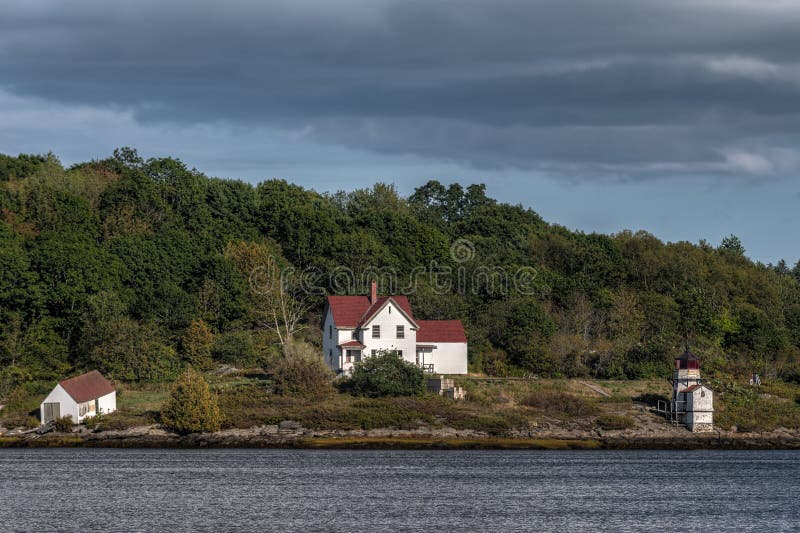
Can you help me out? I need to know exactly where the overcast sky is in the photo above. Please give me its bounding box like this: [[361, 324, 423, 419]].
[[2, 0, 800, 263]]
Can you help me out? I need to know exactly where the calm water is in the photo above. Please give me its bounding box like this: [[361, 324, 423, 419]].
[[1, 449, 798, 532]]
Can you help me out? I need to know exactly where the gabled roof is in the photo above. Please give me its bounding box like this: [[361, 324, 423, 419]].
[[416, 320, 467, 343], [338, 340, 366, 349], [59, 370, 115, 403], [326, 295, 416, 328], [359, 296, 418, 328]]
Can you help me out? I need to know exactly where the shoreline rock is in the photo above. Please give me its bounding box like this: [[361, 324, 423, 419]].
[[2, 423, 799, 450]]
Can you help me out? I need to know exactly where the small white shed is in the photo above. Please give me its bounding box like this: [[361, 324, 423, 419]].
[[40, 370, 116, 425]]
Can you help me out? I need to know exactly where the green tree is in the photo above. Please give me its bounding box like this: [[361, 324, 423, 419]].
[[160, 367, 221, 434], [720, 234, 746, 256], [180, 319, 214, 370], [481, 297, 556, 373]]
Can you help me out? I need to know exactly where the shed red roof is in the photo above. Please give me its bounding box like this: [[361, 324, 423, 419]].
[[59, 370, 115, 403], [416, 320, 467, 343], [327, 295, 416, 328]]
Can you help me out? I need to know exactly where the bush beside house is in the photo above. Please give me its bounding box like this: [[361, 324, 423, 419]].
[[341, 351, 425, 397]]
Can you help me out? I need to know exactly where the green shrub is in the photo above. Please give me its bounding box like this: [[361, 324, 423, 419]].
[[268, 342, 334, 397], [596, 414, 635, 430], [632, 392, 669, 407], [340, 351, 425, 397], [0, 366, 32, 401], [780, 363, 800, 385], [53, 415, 74, 432], [521, 388, 598, 416], [83, 413, 102, 430], [160, 368, 222, 434], [212, 331, 259, 367]]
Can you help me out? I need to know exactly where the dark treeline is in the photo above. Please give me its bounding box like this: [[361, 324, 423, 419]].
[[2, 149, 800, 388]]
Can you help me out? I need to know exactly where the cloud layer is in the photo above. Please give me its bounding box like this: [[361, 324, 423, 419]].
[[3, 0, 800, 179]]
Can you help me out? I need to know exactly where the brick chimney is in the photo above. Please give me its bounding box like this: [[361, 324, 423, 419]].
[[370, 280, 377, 304]]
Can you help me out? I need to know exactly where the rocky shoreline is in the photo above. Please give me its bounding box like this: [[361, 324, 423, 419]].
[[2, 422, 800, 450]]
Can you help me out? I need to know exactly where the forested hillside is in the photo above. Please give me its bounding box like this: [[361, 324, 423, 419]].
[[2, 149, 800, 390]]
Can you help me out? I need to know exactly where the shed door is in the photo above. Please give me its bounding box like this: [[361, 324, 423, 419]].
[[43, 402, 60, 423]]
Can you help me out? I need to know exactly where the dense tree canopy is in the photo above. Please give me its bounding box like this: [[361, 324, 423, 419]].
[[1, 149, 799, 386]]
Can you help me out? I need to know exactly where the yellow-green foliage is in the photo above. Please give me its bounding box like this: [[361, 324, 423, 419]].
[[596, 414, 635, 430], [217, 384, 533, 435], [268, 341, 334, 397], [521, 388, 599, 417], [160, 368, 221, 434], [53, 415, 74, 432], [180, 319, 214, 370], [714, 381, 800, 432]]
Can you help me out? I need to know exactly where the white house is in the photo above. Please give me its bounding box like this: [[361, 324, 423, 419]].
[[322, 281, 468, 375], [40, 370, 116, 425]]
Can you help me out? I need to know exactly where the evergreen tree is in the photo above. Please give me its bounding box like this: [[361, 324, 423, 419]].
[[180, 319, 214, 370], [160, 367, 221, 434]]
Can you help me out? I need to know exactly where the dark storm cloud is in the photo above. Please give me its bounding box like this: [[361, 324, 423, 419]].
[[3, 0, 800, 178]]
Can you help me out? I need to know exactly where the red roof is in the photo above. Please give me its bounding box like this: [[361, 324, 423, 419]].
[[59, 370, 115, 403], [416, 320, 467, 343], [327, 295, 371, 328], [327, 295, 416, 328], [359, 296, 416, 327], [338, 340, 365, 348]]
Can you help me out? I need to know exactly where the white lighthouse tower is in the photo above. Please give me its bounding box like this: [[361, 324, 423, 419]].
[[669, 349, 714, 432]]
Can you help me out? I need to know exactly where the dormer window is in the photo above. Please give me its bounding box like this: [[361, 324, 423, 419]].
[[372, 325, 380, 338]]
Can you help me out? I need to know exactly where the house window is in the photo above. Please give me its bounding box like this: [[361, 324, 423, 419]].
[[372, 325, 380, 338], [396, 350, 403, 357], [351, 330, 358, 340], [396, 325, 404, 339], [389, 305, 392, 314], [346, 352, 352, 363], [329, 349, 332, 361], [371, 350, 377, 356]]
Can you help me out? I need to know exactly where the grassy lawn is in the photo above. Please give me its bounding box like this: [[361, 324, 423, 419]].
[[4, 372, 799, 435], [117, 384, 171, 414]]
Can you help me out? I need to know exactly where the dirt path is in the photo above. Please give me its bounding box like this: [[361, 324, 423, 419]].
[[579, 381, 611, 397]]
